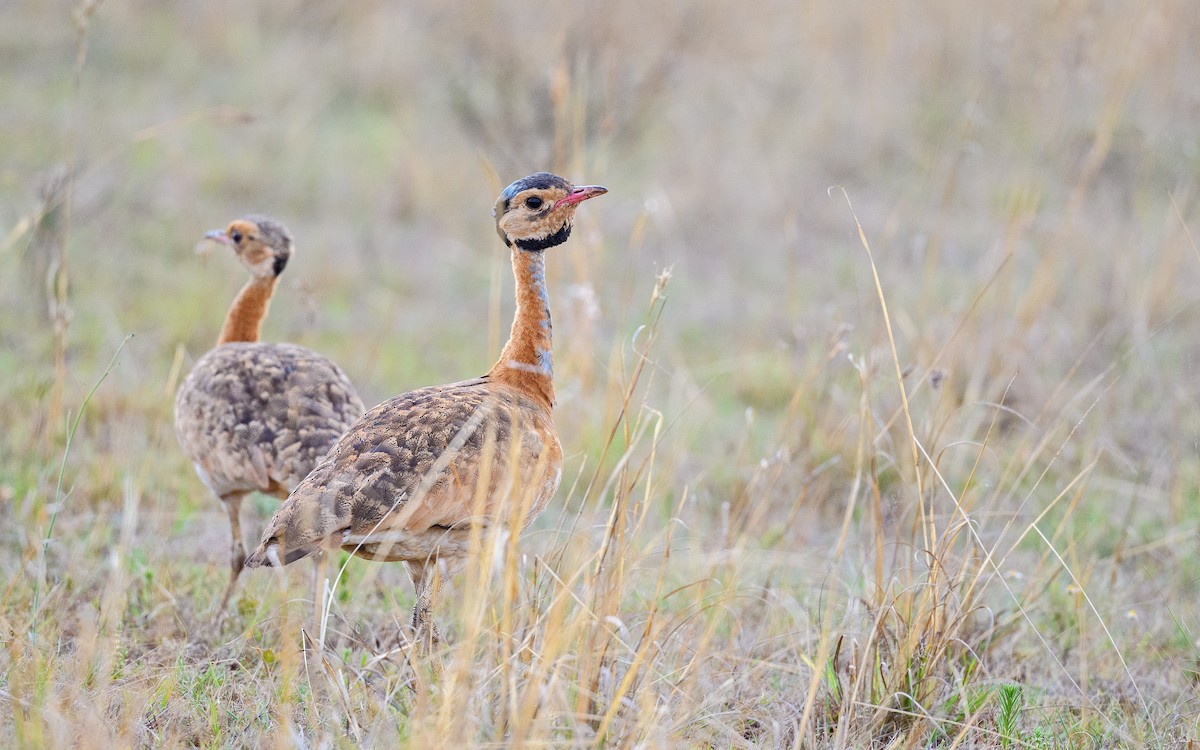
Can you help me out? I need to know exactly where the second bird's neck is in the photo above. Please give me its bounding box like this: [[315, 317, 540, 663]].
[[217, 275, 278, 345], [489, 247, 555, 407]]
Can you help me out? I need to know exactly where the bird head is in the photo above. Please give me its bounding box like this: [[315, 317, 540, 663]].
[[492, 172, 607, 251], [204, 215, 293, 279]]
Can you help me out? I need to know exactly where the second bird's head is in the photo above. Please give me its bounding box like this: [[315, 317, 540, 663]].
[[493, 172, 607, 251], [204, 215, 293, 279]]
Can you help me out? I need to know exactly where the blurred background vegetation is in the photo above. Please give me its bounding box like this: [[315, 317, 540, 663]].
[[2, 0, 1199, 746]]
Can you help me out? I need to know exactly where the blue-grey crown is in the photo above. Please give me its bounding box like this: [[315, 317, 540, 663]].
[[498, 172, 572, 212]]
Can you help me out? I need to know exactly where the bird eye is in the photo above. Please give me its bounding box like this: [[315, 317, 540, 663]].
[[230, 230, 243, 243], [524, 196, 543, 210]]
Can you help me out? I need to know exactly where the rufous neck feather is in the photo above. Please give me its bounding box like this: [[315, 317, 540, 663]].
[[488, 248, 555, 407], [217, 275, 278, 345]]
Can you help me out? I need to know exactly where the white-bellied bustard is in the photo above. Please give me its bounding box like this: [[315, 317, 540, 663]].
[[245, 174, 607, 647], [174, 215, 365, 617]]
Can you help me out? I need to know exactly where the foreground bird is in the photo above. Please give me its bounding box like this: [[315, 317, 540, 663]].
[[245, 173, 607, 646], [174, 215, 365, 615]]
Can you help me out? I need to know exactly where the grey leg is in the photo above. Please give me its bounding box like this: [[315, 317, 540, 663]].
[[311, 552, 328, 647], [407, 561, 443, 651]]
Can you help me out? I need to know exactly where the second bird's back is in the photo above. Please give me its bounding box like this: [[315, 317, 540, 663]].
[[174, 341, 365, 498]]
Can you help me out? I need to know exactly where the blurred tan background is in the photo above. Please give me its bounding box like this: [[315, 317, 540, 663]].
[[3, 1, 1200, 744], [6, 2, 1197, 424]]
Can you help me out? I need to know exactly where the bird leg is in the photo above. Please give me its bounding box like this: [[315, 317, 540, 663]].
[[311, 552, 329, 648], [408, 561, 443, 651], [215, 492, 248, 617]]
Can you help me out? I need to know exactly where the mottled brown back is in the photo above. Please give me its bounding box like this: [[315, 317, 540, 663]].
[[254, 376, 562, 564], [174, 342, 366, 498]]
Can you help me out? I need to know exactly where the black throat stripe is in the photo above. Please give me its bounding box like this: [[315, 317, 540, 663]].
[[514, 222, 571, 252], [273, 254, 290, 276]]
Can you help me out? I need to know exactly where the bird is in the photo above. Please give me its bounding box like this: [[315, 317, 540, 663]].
[[174, 215, 365, 617], [244, 173, 607, 647]]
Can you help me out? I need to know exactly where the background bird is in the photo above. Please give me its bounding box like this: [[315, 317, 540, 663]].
[[174, 215, 365, 616], [245, 173, 607, 647]]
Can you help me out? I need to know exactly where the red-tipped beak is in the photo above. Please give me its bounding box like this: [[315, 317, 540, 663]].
[[554, 184, 608, 209], [204, 229, 233, 246]]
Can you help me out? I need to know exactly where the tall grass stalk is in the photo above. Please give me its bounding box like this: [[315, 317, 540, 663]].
[[31, 334, 131, 639]]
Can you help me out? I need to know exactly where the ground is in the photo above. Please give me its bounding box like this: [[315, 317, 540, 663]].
[[2, 1, 1199, 747]]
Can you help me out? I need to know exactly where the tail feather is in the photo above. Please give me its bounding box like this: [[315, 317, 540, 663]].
[[245, 537, 322, 568], [244, 542, 281, 568]]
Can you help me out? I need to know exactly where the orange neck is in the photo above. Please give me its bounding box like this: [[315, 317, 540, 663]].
[[217, 275, 278, 345], [488, 248, 555, 407]]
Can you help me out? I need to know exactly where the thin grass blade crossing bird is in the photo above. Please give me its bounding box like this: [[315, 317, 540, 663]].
[[244, 173, 607, 648], [174, 216, 365, 619]]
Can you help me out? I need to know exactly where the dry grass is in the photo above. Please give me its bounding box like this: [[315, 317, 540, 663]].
[[2, 0, 1200, 747]]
